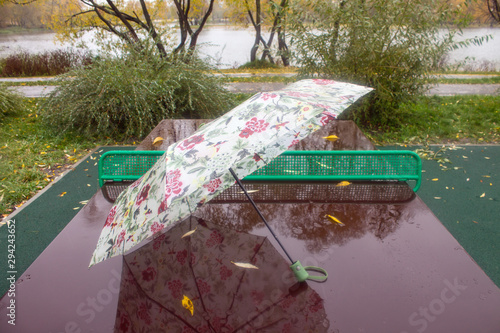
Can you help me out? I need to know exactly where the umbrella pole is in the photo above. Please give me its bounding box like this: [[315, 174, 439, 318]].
[[229, 168, 294, 264]]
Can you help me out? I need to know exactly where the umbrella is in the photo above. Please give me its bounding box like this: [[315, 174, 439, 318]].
[[115, 216, 330, 332], [91, 79, 373, 267]]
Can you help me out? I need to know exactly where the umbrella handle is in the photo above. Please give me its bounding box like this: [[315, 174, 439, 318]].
[[290, 260, 328, 283]]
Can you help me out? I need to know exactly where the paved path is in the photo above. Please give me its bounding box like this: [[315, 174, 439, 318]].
[[3, 74, 500, 97]]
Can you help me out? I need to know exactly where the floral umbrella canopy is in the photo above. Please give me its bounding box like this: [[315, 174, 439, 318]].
[[90, 79, 373, 266], [115, 216, 330, 332]]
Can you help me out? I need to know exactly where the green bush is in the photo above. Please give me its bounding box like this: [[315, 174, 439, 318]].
[[39, 49, 235, 138], [289, 0, 453, 127], [0, 86, 25, 121], [238, 60, 280, 70]]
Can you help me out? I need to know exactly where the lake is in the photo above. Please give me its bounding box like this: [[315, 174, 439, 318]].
[[0, 26, 499, 70]]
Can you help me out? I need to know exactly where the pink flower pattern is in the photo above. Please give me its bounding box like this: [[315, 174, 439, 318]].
[[165, 169, 183, 199], [137, 302, 152, 325], [178, 134, 204, 151], [141, 267, 157, 282], [239, 117, 269, 138], [219, 265, 233, 280], [203, 178, 222, 193], [150, 221, 164, 234], [205, 230, 224, 248], [136, 184, 150, 206], [168, 280, 183, 299]]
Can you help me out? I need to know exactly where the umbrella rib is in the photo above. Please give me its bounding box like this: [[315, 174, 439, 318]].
[[229, 168, 294, 264]]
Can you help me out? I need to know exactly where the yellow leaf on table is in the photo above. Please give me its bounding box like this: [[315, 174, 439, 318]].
[[336, 181, 351, 187], [153, 137, 164, 146], [182, 295, 194, 316], [181, 228, 197, 238], [325, 214, 345, 226], [322, 135, 339, 142], [231, 261, 259, 269]]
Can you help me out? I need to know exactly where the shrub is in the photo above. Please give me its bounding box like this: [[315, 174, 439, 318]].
[[238, 60, 280, 70], [39, 48, 235, 138], [1, 49, 93, 77], [289, 0, 453, 127], [0, 86, 25, 121]]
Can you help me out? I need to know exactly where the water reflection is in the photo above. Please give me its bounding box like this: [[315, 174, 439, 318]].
[[196, 182, 416, 254], [118, 216, 330, 332]]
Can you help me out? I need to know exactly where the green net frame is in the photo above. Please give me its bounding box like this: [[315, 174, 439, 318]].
[[99, 150, 421, 192]]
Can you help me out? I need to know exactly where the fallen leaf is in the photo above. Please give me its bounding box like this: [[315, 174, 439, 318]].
[[182, 295, 194, 316], [473, 220, 478, 224], [231, 261, 259, 269], [322, 135, 339, 142], [73, 207, 80, 210], [59, 192, 67, 197], [484, 157, 490, 159], [434, 197, 442, 199], [237, 190, 259, 194], [336, 181, 351, 187], [482, 175, 491, 178], [153, 137, 164, 146], [480, 193, 486, 198], [432, 178, 439, 181], [79, 200, 89, 205], [325, 214, 345, 226], [181, 228, 197, 238]]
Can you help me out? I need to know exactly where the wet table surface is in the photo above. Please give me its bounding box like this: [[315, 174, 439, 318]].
[[1, 120, 499, 332]]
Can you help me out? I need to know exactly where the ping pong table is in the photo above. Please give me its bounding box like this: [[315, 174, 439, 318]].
[[1, 120, 499, 332]]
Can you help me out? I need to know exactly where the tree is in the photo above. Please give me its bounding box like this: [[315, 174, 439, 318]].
[[173, 0, 216, 55], [46, 0, 216, 58], [225, 0, 290, 66], [487, 0, 500, 22], [288, 0, 455, 126]]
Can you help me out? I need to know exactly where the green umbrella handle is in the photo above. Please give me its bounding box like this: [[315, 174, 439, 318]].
[[290, 260, 328, 283]]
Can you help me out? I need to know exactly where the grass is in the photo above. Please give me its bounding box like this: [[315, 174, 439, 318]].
[[363, 95, 500, 145], [434, 77, 500, 84], [1, 93, 499, 219], [0, 99, 132, 217]]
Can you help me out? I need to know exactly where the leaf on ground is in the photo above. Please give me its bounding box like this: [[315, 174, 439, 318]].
[[325, 214, 345, 226], [181, 228, 197, 238], [480, 193, 486, 198], [59, 192, 67, 197], [237, 190, 259, 194], [322, 135, 339, 142], [336, 181, 351, 187], [231, 261, 259, 269], [153, 137, 164, 146], [182, 295, 194, 316]]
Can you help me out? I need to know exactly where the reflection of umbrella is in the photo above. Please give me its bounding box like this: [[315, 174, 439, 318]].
[[115, 217, 329, 332], [91, 79, 372, 266]]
